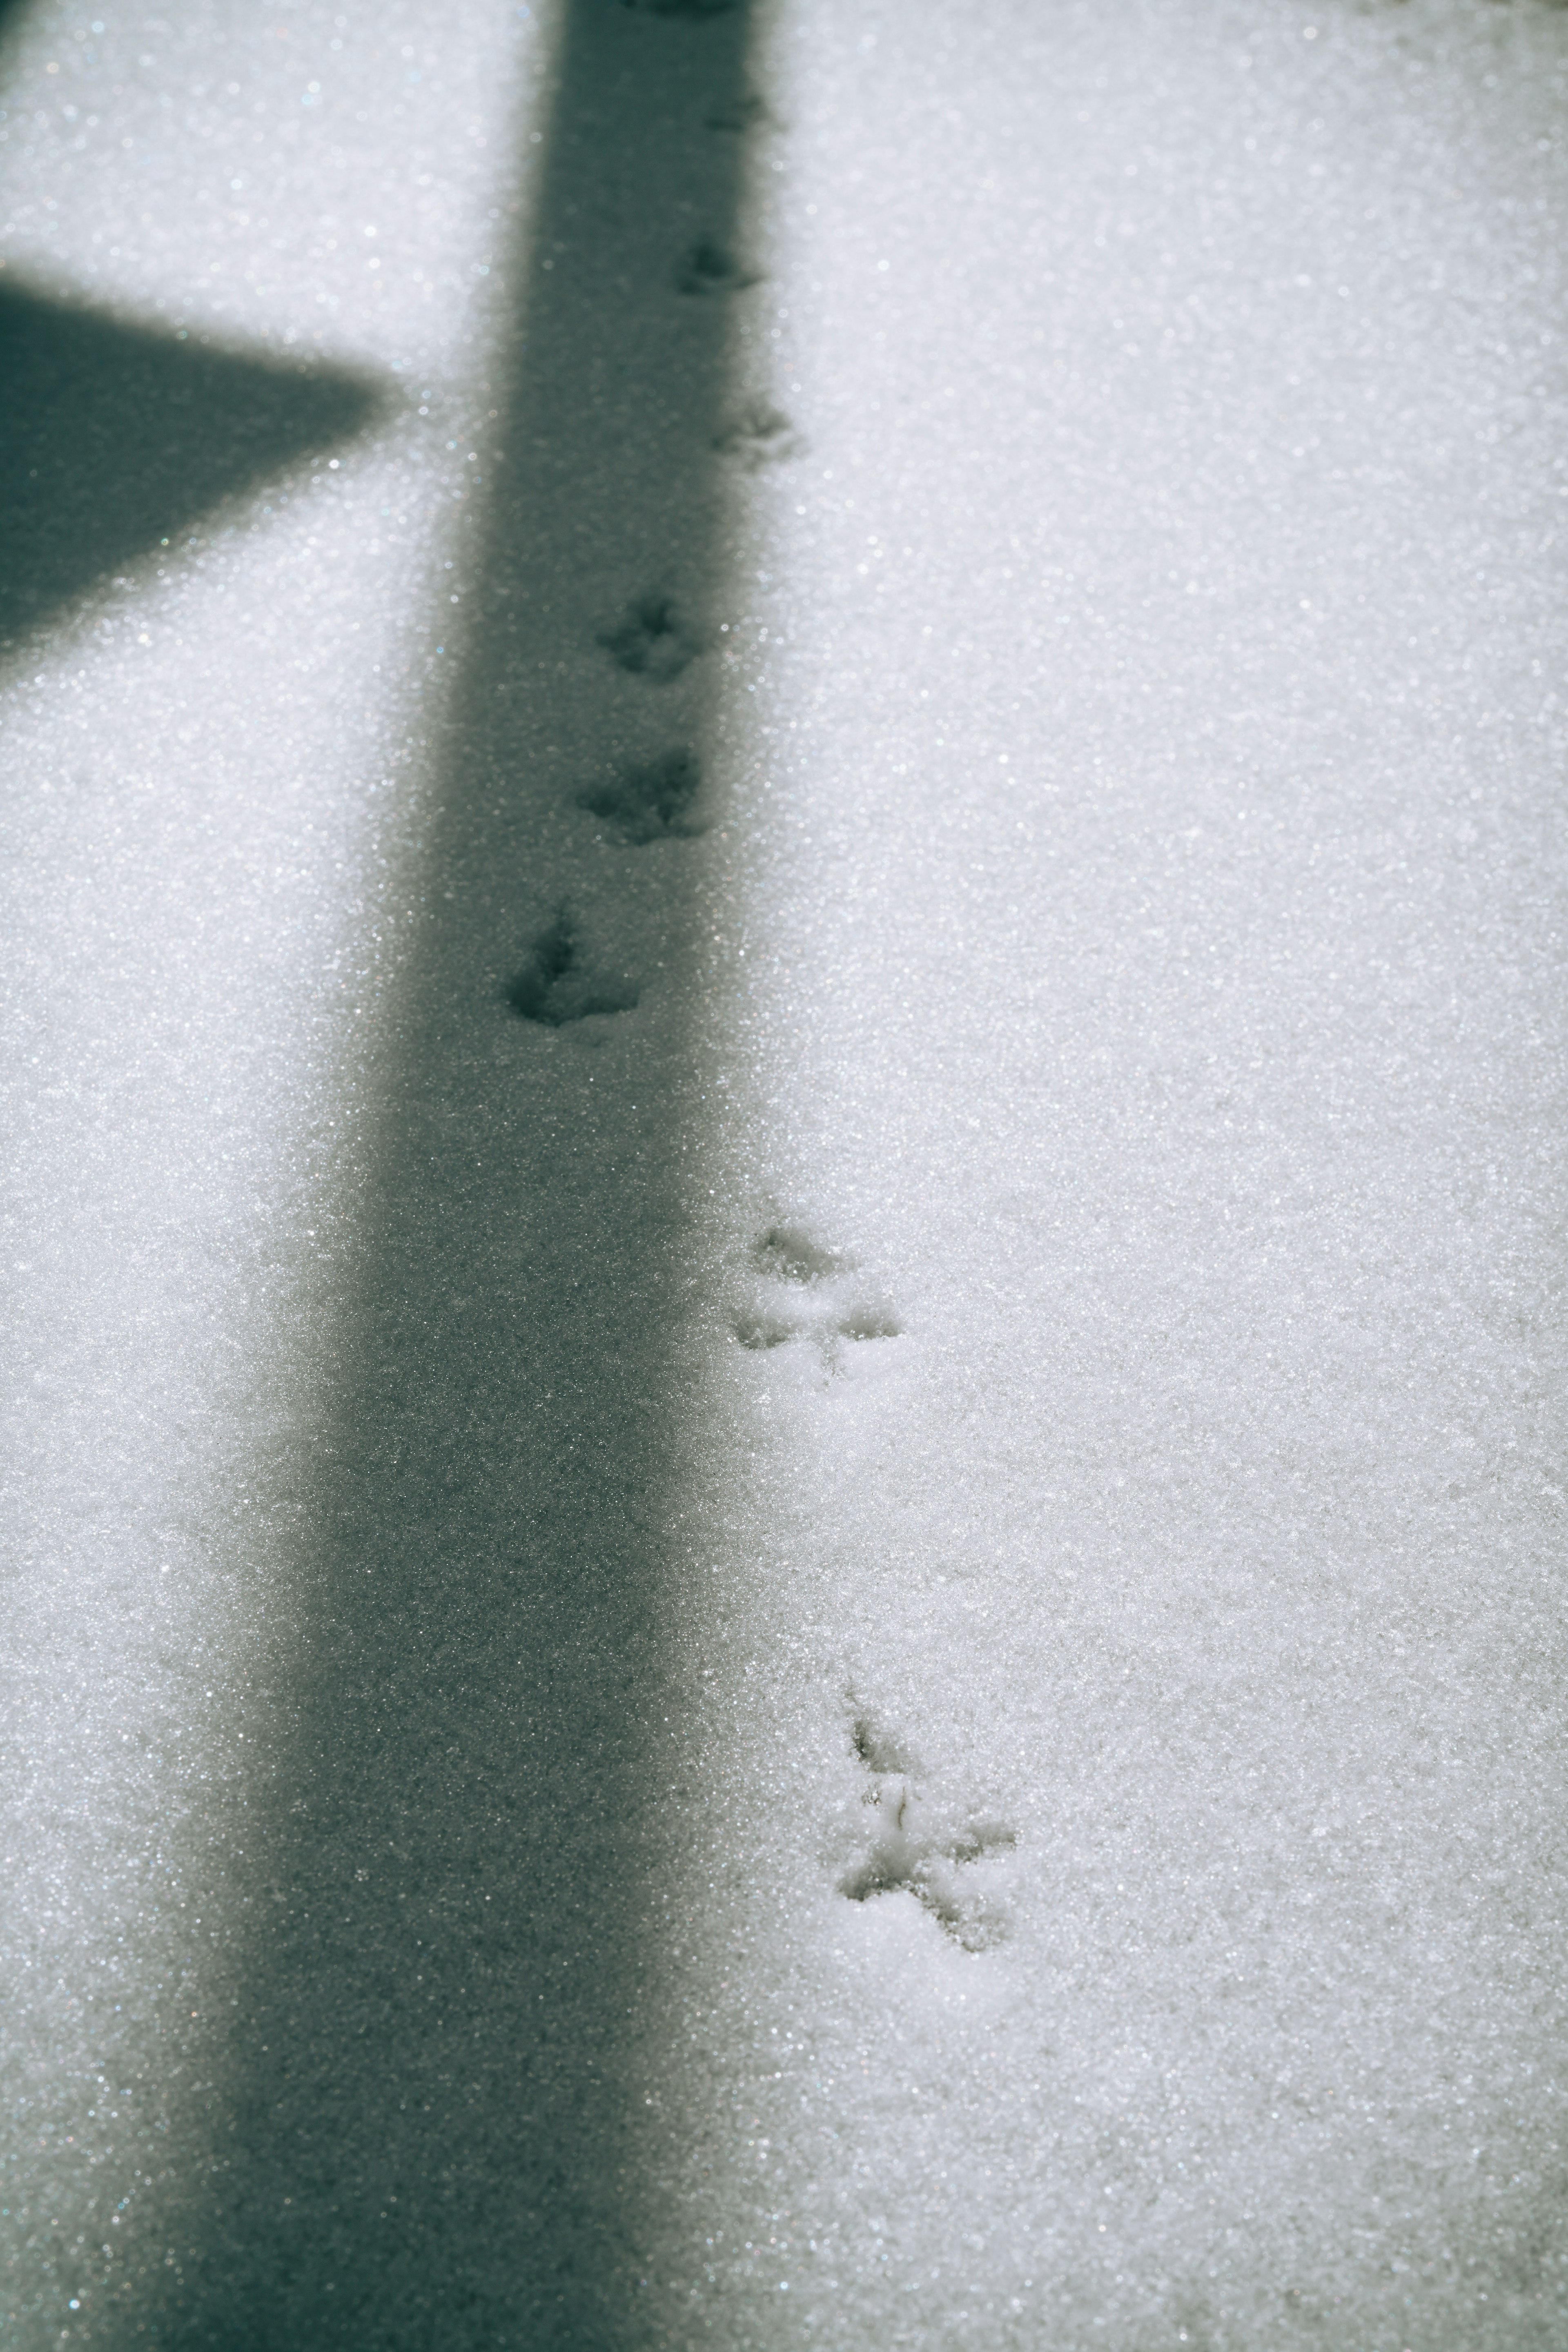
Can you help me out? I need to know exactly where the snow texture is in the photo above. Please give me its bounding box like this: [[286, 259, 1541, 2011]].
[[3, 0, 1568, 2346]]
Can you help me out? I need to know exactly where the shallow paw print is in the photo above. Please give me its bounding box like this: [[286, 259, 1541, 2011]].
[[674, 237, 762, 297], [575, 747, 706, 843], [713, 403, 808, 470], [503, 909, 639, 1028], [598, 594, 702, 682], [731, 1223, 900, 1370], [839, 1711, 1016, 1953]]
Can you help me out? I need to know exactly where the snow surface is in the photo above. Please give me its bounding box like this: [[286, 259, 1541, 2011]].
[[4, 0, 1568, 2346]]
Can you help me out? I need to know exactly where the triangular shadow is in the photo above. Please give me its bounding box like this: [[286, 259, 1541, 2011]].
[[0, 281, 383, 646]]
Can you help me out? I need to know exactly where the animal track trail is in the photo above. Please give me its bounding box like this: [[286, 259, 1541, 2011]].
[[576, 748, 706, 844], [675, 237, 762, 298], [492, 0, 762, 1040], [598, 594, 702, 683], [503, 910, 639, 1028], [713, 403, 807, 471], [732, 1223, 902, 1368], [840, 1711, 1017, 1953]]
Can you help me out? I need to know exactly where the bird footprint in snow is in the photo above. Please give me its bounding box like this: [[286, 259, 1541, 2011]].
[[840, 1711, 1016, 1951], [733, 1222, 900, 1368], [576, 747, 706, 842], [504, 909, 639, 1027], [598, 594, 702, 682]]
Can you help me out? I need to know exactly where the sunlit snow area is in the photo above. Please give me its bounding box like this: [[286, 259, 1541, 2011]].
[[4, 0, 1568, 2345]]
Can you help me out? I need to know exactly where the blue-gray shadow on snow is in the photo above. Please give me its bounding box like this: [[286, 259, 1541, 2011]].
[[147, 2, 757, 2346], [0, 283, 380, 657], [0, 0, 378, 665]]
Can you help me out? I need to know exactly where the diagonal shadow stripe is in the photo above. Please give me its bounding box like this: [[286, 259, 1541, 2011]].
[[0, 283, 381, 653], [138, 2, 760, 2345]]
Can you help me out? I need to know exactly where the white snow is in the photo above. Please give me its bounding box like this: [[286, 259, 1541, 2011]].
[[4, 0, 1567, 2345]]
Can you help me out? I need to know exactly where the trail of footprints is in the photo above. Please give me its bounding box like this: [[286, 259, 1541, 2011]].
[[737, 1221, 1013, 1945], [736, 1249, 1014, 1945], [502, 15, 796, 1039], [500, 17, 997, 1945]]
